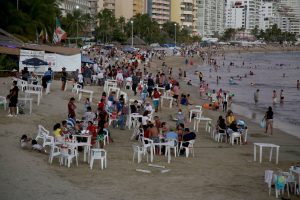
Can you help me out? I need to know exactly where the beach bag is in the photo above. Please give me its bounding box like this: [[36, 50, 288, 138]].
[[260, 119, 266, 128]]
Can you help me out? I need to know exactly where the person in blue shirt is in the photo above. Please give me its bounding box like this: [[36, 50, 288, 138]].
[[166, 129, 178, 140], [42, 67, 53, 89]]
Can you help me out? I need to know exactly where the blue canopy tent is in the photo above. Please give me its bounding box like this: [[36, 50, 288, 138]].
[[81, 55, 95, 64], [22, 57, 48, 66]]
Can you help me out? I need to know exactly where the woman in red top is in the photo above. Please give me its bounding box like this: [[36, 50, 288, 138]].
[[68, 97, 76, 118], [87, 121, 97, 145]]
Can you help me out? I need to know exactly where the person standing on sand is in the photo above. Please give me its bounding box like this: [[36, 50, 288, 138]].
[[68, 97, 77, 118], [272, 90, 277, 104], [7, 80, 19, 117], [254, 89, 259, 104], [264, 106, 273, 135], [61, 67, 67, 91]]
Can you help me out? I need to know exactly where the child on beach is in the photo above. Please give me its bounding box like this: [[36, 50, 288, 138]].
[[20, 134, 31, 149], [84, 98, 91, 112], [53, 123, 63, 142], [31, 139, 43, 152]]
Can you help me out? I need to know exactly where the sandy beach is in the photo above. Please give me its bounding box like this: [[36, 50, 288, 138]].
[[0, 54, 300, 200]]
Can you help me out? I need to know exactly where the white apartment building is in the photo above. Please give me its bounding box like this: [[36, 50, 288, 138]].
[[225, 1, 245, 29], [276, 0, 300, 35], [225, 0, 261, 30], [197, 0, 224, 37], [259, 1, 277, 30], [58, 0, 97, 16]]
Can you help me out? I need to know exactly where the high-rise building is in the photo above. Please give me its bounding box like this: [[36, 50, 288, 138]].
[[115, 0, 133, 20], [147, 0, 171, 26], [171, 0, 198, 35], [276, 0, 300, 35], [225, 0, 261, 31], [133, 0, 148, 15], [259, 1, 277, 31], [58, 0, 96, 16], [197, 0, 224, 37]]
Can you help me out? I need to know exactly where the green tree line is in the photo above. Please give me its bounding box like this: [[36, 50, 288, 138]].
[[0, 1, 200, 45]]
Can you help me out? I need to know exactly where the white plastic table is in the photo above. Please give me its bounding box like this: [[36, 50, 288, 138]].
[[253, 143, 280, 164], [67, 134, 92, 163], [193, 117, 212, 133], [25, 90, 41, 106], [189, 105, 202, 122], [160, 96, 173, 108], [153, 141, 172, 164], [128, 113, 143, 130], [18, 97, 33, 115], [78, 89, 94, 102]]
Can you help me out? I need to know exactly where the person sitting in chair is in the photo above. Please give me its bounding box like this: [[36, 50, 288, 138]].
[[180, 128, 196, 155]]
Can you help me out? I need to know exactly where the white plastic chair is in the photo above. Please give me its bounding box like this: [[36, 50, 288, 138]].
[[125, 80, 132, 90], [103, 129, 109, 146], [141, 137, 155, 162], [230, 132, 242, 145], [165, 138, 178, 157], [48, 145, 61, 164], [35, 125, 50, 146], [90, 149, 107, 170], [132, 145, 148, 164], [43, 135, 55, 148], [108, 112, 118, 127], [178, 140, 195, 157], [0, 96, 7, 110], [216, 128, 227, 143], [72, 83, 82, 94], [60, 145, 78, 168], [130, 126, 143, 141]]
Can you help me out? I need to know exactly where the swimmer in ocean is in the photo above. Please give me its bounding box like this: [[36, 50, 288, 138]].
[[272, 90, 277, 104], [280, 89, 284, 103]]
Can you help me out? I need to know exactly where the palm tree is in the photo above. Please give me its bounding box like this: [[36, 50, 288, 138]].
[[0, 0, 60, 41], [96, 9, 116, 43]]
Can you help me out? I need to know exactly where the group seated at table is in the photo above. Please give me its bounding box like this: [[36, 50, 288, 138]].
[[136, 115, 196, 156], [214, 110, 248, 144]]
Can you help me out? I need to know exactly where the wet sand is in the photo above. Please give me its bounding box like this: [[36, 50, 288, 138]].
[[0, 55, 300, 200]]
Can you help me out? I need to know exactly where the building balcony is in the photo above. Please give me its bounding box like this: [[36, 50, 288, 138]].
[[183, 0, 193, 4], [182, 10, 193, 15]]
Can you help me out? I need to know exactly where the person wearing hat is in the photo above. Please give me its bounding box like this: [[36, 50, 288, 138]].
[[61, 67, 67, 91]]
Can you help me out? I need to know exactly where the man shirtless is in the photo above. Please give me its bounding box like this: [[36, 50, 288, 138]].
[[148, 123, 159, 143]]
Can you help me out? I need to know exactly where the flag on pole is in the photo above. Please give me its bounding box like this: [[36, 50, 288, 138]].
[[52, 17, 67, 44], [39, 29, 44, 39]]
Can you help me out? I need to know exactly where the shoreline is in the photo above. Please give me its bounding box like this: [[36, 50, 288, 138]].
[[151, 54, 300, 142]]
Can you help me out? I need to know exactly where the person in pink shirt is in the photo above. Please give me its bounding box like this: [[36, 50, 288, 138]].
[[172, 82, 180, 106]]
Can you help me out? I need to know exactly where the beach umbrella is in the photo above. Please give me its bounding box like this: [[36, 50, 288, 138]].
[[22, 57, 48, 66]]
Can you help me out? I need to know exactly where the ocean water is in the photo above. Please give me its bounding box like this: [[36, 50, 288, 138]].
[[187, 51, 300, 138]]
